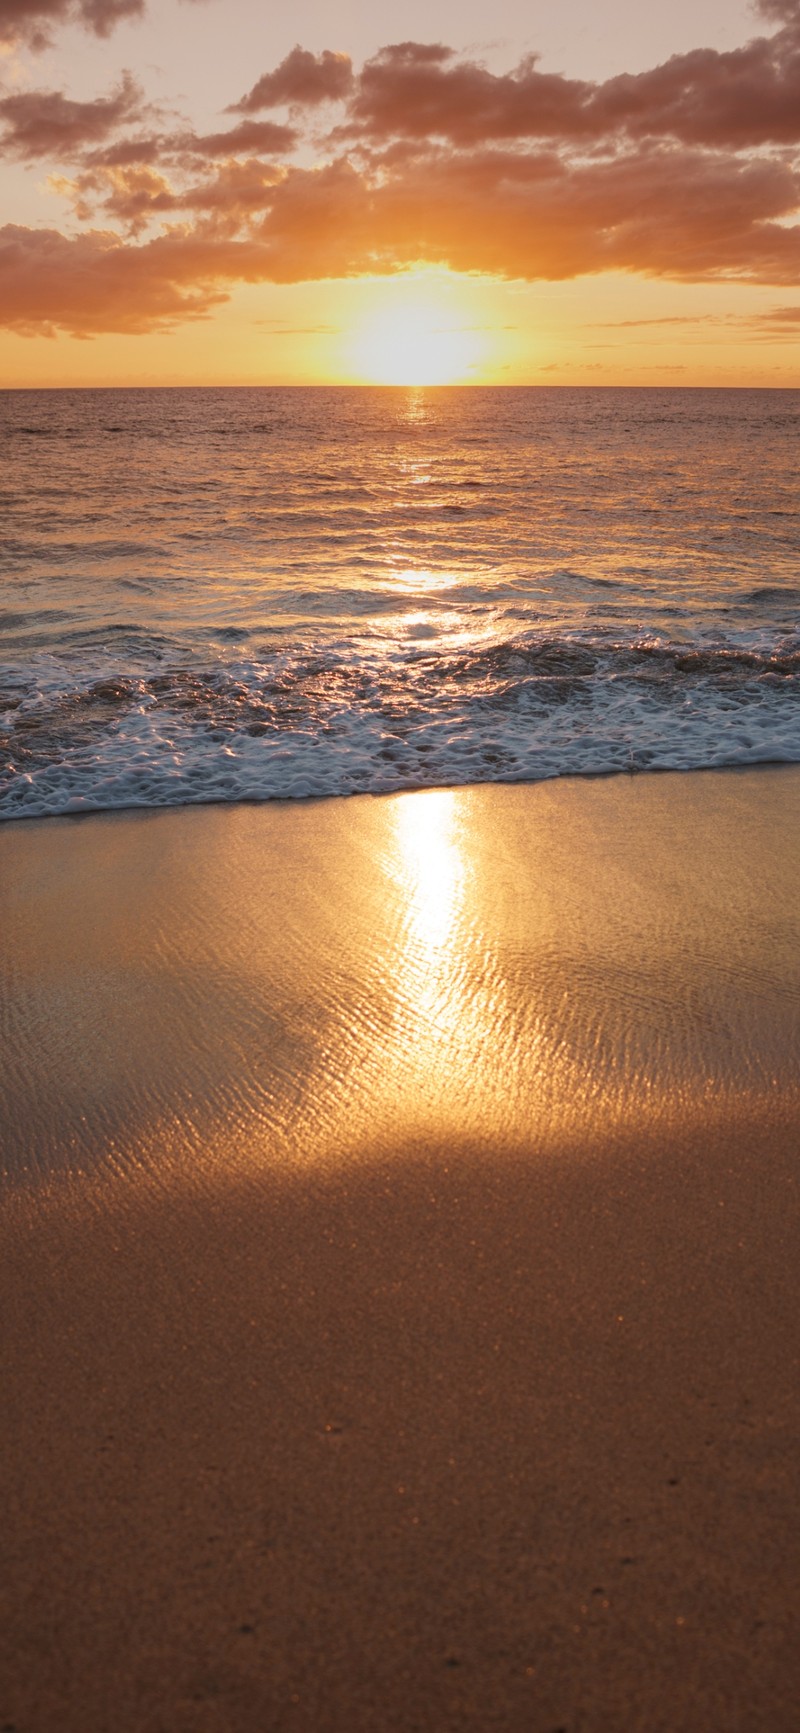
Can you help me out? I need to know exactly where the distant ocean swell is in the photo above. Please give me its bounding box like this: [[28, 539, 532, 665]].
[[2, 627, 798, 820]]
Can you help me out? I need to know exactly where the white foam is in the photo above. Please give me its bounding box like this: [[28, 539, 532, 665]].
[[2, 638, 798, 820]]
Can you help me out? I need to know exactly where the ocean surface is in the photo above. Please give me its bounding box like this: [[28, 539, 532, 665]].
[[1, 385, 798, 821]]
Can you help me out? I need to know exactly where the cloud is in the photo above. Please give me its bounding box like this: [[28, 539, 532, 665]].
[[81, 133, 162, 167], [751, 301, 800, 321], [0, 83, 297, 179], [0, 74, 143, 160], [0, 0, 144, 49], [0, 221, 273, 333], [247, 146, 800, 286], [588, 28, 800, 150], [227, 13, 800, 156], [50, 164, 179, 232], [756, 0, 800, 21], [10, 138, 797, 337], [54, 155, 289, 235], [344, 43, 593, 148], [590, 315, 723, 328], [338, 15, 800, 151], [74, 118, 297, 173], [190, 119, 298, 158], [0, 0, 208, 48], [232, 46, 353, 113], [3, 13, 800, 338]]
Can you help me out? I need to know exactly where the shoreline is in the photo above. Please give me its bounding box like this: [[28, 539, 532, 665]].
[[2, 753, 799, 835], [2, 766, 799, 1729]]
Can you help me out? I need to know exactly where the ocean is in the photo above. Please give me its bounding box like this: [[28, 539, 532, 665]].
[[1, 385, 798, 822]]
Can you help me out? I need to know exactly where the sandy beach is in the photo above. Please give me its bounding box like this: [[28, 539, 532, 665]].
[[1, 768, 799, 1732]]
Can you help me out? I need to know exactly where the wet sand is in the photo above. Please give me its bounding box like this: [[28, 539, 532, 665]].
[[1, 769, 799, 1732]]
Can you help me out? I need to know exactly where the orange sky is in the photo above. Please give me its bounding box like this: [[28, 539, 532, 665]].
[[1, 0, 799, 385]]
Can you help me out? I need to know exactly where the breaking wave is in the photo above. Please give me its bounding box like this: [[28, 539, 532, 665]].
[[2, 627, 798, 819]]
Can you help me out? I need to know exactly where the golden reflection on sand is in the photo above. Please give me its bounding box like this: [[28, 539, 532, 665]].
[[385, 789, 535, 1136], [393, 787, 465, 956]]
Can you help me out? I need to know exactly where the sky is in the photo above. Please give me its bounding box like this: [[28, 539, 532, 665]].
[[1, 0, 799, 385]]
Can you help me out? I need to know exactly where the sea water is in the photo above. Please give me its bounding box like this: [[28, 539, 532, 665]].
[[1, 385, 798, 820]]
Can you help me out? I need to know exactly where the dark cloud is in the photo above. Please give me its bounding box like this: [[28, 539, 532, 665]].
[[755, 0, 800, 21], [83, 133, 162, 167], [341, 14, 800, 151], [590, 28, 800, 149], [190, 120, 298, 158], [0, 74, 143, 160], [79, 119, 297, 173], [346, 47, 592, 148], [232, 46, 353, 113], [0, 87, 296, 177]]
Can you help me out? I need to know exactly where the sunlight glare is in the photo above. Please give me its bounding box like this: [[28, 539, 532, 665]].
[[351, 295, 484, 385]]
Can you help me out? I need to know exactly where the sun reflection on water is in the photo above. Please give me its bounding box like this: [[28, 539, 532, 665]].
[[401, 388, 429, 424], [392, 567, 461, 593]]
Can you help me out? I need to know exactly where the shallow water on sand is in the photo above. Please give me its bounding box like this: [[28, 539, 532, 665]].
[[2, 770, 798, 1190]]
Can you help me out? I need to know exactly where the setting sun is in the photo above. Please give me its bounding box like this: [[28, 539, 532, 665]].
[[349, 292, 486, 385]]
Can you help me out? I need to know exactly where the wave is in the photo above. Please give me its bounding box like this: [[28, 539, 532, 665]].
[[2, 627, 798, 821]]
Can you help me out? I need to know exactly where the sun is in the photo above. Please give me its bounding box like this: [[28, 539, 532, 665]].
[[349, 292, 485, 385]]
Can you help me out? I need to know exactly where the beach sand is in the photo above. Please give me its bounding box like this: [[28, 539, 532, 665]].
[[1, 768, 799, 1732]]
